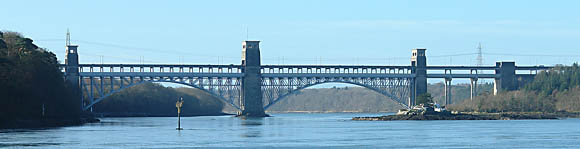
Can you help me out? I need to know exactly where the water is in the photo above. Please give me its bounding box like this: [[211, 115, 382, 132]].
[[1, 113, 580, 148]]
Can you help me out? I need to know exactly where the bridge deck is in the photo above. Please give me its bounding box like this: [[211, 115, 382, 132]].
[[262, 73, 414, 78], [65, 64, 554, 80], [79, 72, 244, 78], [426, 74, 498, 78]]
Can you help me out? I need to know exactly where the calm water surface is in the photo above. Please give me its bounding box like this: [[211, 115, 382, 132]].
[[1, 113, 580, 148]]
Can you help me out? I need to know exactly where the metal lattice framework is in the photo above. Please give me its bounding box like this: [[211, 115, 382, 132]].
[[74, 64, 417, 111], [77, 64, 243, 111], [261, 77, 413, 110], [80, 76, 242, 111], [260, 65, 415, 109], [65, 64, 555, 112]]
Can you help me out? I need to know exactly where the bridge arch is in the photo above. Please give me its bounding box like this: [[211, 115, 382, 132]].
[[261, 78, 412, 110], [82, 79, 241, 111]]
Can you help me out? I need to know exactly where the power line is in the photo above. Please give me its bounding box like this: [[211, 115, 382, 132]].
[[37, 38, 240, 59], [429, 52, 478, 58], [483, 52, 580, 57], [36, 38, 580, 64]]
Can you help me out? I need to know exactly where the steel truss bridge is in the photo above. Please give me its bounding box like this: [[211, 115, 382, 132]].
[[61, 41, 553, 116], [71, 64, 415, 111]]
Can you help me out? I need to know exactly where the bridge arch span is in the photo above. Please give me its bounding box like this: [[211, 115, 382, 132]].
[[261, 77, 412, 110], [80, 77, 242, 111]]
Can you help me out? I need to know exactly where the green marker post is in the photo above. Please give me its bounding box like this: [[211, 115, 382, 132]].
[[176, 97, 184, 130]]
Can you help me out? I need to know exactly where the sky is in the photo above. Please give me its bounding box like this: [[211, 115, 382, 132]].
[[2, 1, 579, 75]]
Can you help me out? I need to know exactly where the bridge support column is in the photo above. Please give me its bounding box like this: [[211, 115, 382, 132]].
[[470, 78, 478, 100], [65, 45, 81, 110], [409, 78, 415, 108], [239, 41, 267, 117], [411, 48, 427, 108], [444, 78, 452, 106], [494, 61, 516, 95]]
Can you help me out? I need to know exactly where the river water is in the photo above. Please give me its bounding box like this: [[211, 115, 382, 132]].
[[1, 113, 580, 148]]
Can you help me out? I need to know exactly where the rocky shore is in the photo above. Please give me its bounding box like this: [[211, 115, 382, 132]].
[[354, 102, 580, 121], [353, 112, 580, 121]]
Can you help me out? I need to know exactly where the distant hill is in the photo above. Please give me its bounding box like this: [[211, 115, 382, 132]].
[[92, 81, 496, 114], [428, 82, 494, 105], [266, 83, 494, 113], [94, 83, 225, 116], [267, 87, 404, 113]]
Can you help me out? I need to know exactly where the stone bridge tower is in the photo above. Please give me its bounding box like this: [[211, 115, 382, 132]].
[[494, 61, 516, 95], [65, 44, 81, 109], [411, 48, 427, 107], [240, 41, 267, 117]]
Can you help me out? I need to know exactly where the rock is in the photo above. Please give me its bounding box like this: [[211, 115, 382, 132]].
[[352, 112, 563, 121]]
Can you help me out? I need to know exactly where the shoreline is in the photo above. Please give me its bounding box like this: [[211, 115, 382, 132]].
[[265, 111, 396, 114], [353, 111, 580, 121], [93, 112, 234, 117], [0, 117, 100, 129], [0, 113, 233, 129]]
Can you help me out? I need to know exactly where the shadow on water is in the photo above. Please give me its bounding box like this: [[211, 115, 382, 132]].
[[240, 117, 264, 138], [0, 143, 61, 148]]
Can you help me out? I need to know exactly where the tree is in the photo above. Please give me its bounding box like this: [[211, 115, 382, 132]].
[[0, 31, 80, 121], [416, 93, 433, 105]]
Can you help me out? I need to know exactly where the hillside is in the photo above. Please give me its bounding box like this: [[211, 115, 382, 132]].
[[94, 83, 225, 116], [449, 64, 580, 112], [1, 31, 80, 121], [267, 87, 404, 113], [266, 83, 494, 113]]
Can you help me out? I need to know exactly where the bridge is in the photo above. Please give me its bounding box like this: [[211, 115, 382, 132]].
[[61, 41, 553, 117]]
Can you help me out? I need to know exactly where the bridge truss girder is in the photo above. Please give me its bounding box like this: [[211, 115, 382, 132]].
[[80, 75, 242, 111], [261, 77, 413, 110]]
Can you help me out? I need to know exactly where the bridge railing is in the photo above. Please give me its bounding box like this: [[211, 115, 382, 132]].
[[60, 64, 244, 74], [59, 64, 555, 78], [260, 65, 415, 78], [426, 66, 498, 79], [261, 65, 413, 74], [424, 65, 553, 79]]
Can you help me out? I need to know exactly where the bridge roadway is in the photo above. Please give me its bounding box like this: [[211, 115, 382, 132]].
[[69, 64, 551, 79]]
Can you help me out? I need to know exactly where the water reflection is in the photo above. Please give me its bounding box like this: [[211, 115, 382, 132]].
[[240, 118, 264, 138]]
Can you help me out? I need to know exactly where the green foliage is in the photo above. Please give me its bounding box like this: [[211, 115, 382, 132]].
[[553, 87, 580, 112], [525, 63, 580, 95], [93, 83, 224, 115], [0, 31, 80, 121], [416, 93, 433, 105], [448, 91, 557, 112], [450, 63, 580, 112]]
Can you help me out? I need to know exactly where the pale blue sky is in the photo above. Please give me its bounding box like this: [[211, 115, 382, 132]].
[[2, 0, 579, 67]]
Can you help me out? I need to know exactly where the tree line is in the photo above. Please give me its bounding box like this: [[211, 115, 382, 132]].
[[0, 31, 80, 121], [449, 64, 580, 112], [0, 31, 225, 122], [93, 83, 225, 116]]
